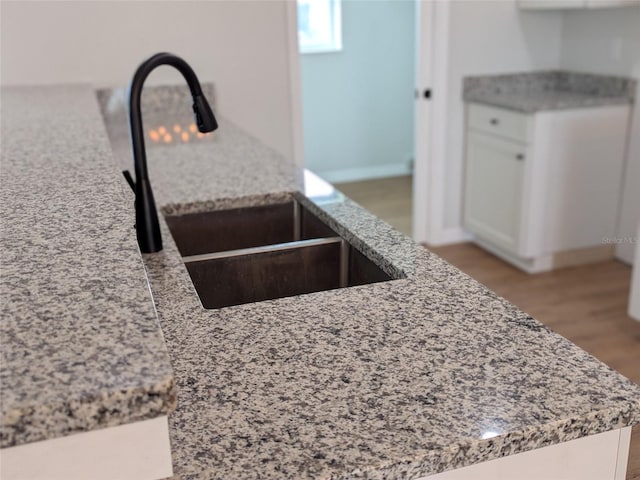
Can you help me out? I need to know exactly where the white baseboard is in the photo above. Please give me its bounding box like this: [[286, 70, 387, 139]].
[[420, 227, 472, 247], [437, 227, 472, 246], [0, 416, 173, 480], [615, 243, 635, 265], [315, 163, 412, 184], [473, 237, 553, 274]]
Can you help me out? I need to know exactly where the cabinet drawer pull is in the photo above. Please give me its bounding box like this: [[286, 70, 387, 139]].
[[516, 153, 525, 161], [490, 118, 499, 125]]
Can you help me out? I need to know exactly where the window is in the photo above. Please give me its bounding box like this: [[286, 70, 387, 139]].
[[297, 0, 342, 54]]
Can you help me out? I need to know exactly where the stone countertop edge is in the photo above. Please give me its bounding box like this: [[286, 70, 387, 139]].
[[0, 85, 176, 449], [463, 70, 636, 113], [98, 85, 640, 479]]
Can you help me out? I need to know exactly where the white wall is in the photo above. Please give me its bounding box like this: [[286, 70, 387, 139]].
[[443, 1, 564, 229], [300, 0, 415, 183], [558, 6, 640, 264], [0, 0, 296, 161]]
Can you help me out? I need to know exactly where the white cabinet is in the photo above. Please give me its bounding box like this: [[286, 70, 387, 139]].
[[463, 102, 630, 273], [464, 132, 527, 255], [519, 0, 640, 10]]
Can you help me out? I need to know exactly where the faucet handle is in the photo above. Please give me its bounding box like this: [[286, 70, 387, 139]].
[[122, 170, 136, 192]]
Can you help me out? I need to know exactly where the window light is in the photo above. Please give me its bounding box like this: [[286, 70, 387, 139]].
[[298, 0, 342, 54]]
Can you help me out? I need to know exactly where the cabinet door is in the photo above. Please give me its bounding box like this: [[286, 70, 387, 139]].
[[464, 131, 527, 255]]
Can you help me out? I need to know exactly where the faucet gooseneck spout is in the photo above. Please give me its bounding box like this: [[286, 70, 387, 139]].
[[123, 52, 218, 253]]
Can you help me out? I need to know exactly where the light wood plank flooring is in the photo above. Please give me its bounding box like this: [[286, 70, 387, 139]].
[[335, 175, 640, 479], [335, 175, 413, 236]]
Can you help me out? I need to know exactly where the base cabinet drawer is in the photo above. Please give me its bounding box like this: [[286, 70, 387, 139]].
[[468, 103, 531, 143]]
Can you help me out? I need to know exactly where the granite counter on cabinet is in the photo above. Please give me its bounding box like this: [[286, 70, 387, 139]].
[[96, 86, 640, 479], [463, 70, 636, 113], [0, 86, 176, 449]]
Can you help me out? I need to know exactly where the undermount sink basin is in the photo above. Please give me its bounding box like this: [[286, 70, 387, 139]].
[[165, 200, 398, 309], [164, 201, 336, 256]]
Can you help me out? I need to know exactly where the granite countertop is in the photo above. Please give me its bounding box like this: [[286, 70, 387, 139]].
[[0, 85, 176, 448], [463, 70, 636, 113], [95, 86, 640, 479], [2, 84, 640, 479]]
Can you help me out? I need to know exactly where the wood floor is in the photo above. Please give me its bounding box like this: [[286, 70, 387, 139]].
[[335, 176, 413, 237], [335, 175, 640, 479]]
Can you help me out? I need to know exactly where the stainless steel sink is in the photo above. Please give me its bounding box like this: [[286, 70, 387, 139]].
[[164, 201, 336, 256], [165, 200, 396, 309]]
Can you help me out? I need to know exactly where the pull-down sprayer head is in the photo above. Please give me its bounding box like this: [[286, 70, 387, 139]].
[[193, 94, 218, 133]]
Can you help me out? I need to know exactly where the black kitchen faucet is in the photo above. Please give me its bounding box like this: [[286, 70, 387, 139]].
[[123, 52, 217, 253]]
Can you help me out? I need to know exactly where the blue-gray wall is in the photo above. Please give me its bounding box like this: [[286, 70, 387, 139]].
[[300, 0, 416, 182]]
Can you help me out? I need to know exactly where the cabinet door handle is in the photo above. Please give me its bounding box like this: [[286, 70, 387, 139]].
[[516, 153, 525, 161], [490, 118, 499, 125]]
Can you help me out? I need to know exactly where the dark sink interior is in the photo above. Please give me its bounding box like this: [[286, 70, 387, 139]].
[[165, 200, 397, 309], [165, 201, 336, 256]]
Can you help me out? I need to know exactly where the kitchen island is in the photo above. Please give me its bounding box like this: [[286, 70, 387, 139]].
[[1, 84, 639, 479]]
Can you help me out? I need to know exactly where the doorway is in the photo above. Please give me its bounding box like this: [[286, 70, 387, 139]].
[[296, 0, 417, 237]]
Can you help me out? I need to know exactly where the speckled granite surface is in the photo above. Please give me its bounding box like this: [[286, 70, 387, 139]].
[[0, 85, 176, 448], [96, 86, 640, 479], [463, 70, 636, 112]]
